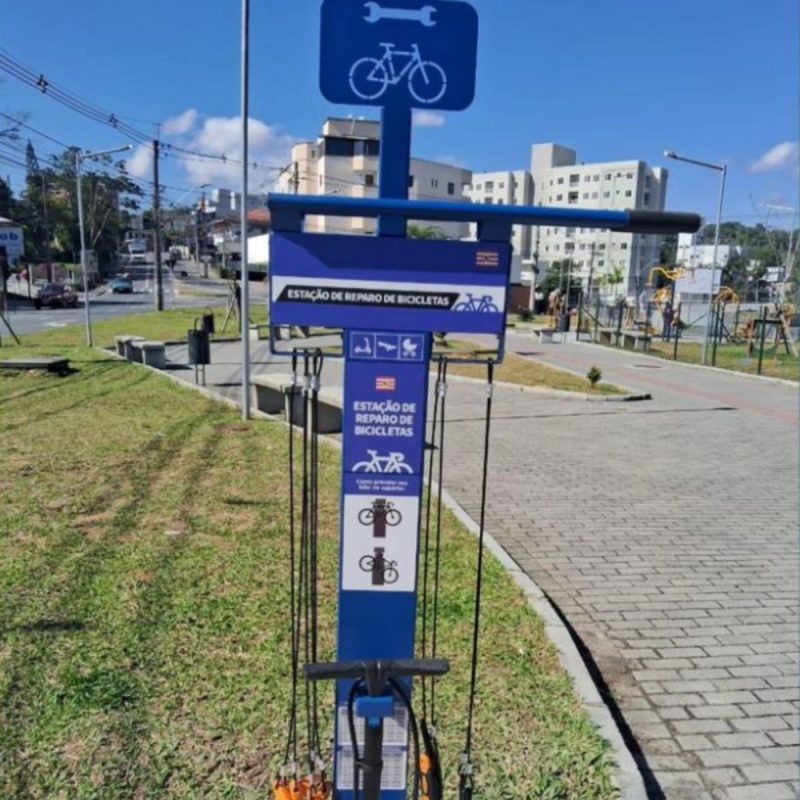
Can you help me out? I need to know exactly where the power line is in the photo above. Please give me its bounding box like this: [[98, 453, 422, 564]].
[[0, 48, 285, 172]]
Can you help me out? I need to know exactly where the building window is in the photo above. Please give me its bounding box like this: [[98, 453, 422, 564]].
[[485, 181, 494, 191], [645, 176, 651, 188], [626, 172, 633, 179], [569, 174, 579, 184], [598, 259, 605, 266], [565, 243, 574, 253], [408, 175, 415, 187], [605, 173, 611, 180], [621, 243, 628, 250], [475, 184, 482, 191], [584, 175, 591, 182], [431, 178, 439, 188], [556, 194, 563, 201], [447, 182, 455, 195], [603, 191, 610, 198], [365, 174, 375, 187], [579, 244, 586, 251], [643, 192, 650, 206], [583, 192, 589, 199], [599, 243, 606, 251], [557, 177, 564, 185], [484, 197, 493, 205], [497, 198, 504, 205], [593, 175, 600, 182], [625, 190, 632, 197], [568, 192, 579, 204], [555, 244, 560, 252], [499, 182, 505, 189]]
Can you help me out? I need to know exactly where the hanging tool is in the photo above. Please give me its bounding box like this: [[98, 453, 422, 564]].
[[459, 360, 495, 800]]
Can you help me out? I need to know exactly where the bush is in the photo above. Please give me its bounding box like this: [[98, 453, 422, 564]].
[[587, 366, 602, 387]]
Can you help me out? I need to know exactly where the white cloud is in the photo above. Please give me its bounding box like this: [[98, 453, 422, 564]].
[[413, 110, 445, 128], [178, 115, 295, 188], [750, 141, 799, 173], [125, 143, 153, 179], [162, 109, 199, 137]]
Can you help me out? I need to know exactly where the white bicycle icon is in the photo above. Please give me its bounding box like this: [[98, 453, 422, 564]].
[[349, 42, 447, 105], [352, 450, 413, 474]]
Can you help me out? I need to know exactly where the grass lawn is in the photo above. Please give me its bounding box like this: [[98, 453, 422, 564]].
[[1, 307, 260, 353], [446, 351, 625, 396], [0, 346, 616, 799], [648, 340, 799, 382]]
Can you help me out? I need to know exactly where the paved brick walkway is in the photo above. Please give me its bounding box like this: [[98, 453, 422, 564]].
[[164, 338, 799, 799], [440, 338, 799, 800]]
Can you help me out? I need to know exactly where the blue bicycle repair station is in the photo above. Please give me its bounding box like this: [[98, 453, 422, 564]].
[[268, 2, 701, 798]]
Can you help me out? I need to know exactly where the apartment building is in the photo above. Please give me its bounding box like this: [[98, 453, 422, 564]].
[[465, 171, 534, 260], [277, 118, 472, 239], [676, 232, 744, 270], [530, 143, 668, 294], [205, 188, 265, 217]]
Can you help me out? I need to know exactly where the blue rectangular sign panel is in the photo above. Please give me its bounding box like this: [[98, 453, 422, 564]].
[[335, 330, 431, 798], [270, 232, 510, 336], [320, 0, 478, 111]]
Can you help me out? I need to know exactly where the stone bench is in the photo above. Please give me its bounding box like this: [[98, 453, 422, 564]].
[[536, 328, 556, 344], [0, 357, 70, 375], [131, 340, 166, 369], [116, 335, 147, 361], [596, 328, 616, 346], [252, 373, 343, 433], [622, 331, 652, 352]]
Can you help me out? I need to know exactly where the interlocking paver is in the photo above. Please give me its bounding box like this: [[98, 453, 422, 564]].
[[438, 337, 799, 799]]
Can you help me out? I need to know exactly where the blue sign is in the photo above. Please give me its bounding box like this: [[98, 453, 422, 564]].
[[270, 233, 510, 337], [320, 0, 478, 111], [335, 330, 432, 798]]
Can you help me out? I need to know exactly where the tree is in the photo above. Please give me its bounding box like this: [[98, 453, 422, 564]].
[[408, 224, 446, 240], [0, 179, 12, 218], [15, 147, 144, 272]]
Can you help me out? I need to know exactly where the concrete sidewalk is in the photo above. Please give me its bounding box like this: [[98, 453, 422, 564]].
[[163, 338, 799, 800]]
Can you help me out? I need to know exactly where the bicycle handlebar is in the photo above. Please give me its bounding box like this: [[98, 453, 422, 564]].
[[269, 194, 702, 235]]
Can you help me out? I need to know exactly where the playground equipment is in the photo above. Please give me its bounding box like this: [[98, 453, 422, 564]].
[[268, 3, 701, 798]]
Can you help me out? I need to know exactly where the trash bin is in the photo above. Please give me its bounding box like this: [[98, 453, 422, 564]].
[[201, 310, 215, 335], [187, 328, 210, 365], [558, 312, 571, 332]]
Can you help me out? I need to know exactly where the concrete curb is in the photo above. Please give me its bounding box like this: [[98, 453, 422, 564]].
[[438, 487, 648, 800], [445, 371, 649, 403], [108, 351, 647, 798], [573, 339, 799, 389]]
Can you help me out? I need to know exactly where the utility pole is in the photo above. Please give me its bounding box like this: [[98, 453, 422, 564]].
[[240, 0, 252, 420], [42, 174, 53, 282], [293, 161, 300, 194], [201, 189, 208, 278], [153, 139, 164, 311]]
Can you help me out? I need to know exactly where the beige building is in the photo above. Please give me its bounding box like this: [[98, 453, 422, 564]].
[[277, 118, 472, 239], [530, 143, 669, 294]]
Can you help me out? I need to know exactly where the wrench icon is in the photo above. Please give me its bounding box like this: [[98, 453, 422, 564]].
[[363, 2, 437, 27]]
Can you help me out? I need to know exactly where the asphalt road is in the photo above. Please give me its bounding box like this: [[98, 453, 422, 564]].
[[3, 261, 266, 337]]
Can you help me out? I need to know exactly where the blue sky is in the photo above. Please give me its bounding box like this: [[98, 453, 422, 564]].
[[1, 0, 797, 228]]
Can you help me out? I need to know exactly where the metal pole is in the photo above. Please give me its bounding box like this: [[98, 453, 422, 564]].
[[240, 0, 251, 420], [75, 152, 93, 347], [153, 139, 164, 311], [701, 164, 727, 365]]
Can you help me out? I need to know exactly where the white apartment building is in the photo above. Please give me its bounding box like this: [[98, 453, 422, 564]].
[[530, 143, 669, 294], [276, 118, 472, 239], [205, 188, 265, 217], [676, 232, 744, 269], [465, 171, 534, 260]]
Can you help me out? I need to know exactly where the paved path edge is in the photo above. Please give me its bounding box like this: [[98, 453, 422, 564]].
[[571, 338, 799, 388], [112, 349, 648, 799], [439, 486, 648, 800]]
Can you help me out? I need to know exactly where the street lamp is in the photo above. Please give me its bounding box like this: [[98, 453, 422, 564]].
[[76, 144, 132, 346], [664, 150, 728, 365]]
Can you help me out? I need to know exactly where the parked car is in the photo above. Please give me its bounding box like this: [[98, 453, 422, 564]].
[[34, 282, 79, 309], [110, 277, 134, 294]]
